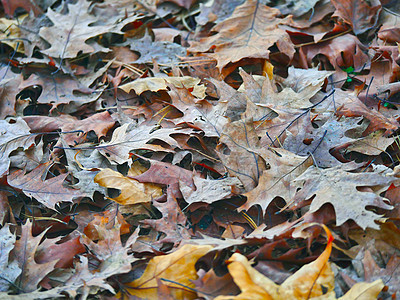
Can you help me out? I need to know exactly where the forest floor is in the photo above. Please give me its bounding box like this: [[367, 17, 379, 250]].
[[1, 0, 400, 299]]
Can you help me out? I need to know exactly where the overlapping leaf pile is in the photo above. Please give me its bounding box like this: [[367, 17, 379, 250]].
[[1, 0, 400, 298]]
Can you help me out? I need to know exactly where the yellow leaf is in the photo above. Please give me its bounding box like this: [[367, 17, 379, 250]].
[[279, 224, 335, 298], [215, 225, 383, 299], [215, 253, 277, 300], [121, 244, 213, 299], [263, 60, 274, 80], [338, 279, 384, 300], [0, 15, 26, 52], [94, 163, 162, 205]]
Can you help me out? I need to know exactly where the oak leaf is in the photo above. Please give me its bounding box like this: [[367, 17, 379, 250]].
[[358, 250, 400, 297], [345, 130, 394, 156], [142, 189, 190, 245], [0, 118, 35, 176], [283, 115, 366, 168], [215, 226, 384, 299], [331, 0, 381, 35], [121, 244, 212, 299], [119, 75, 206, 98], [0, 224, 21, 292], [132, 156, 195, 199], [0, 71, 22, 119], [335, 89, 399, 136], [10, 220, 58, 293], [127, 33, 186, 65], [35, 237, 85, 269], [1, 0, 42, 16], [180, 175, 243, 204], [39, 0, 140, 58], [97, 123, 194, 164], [18, 72, 98, 110], [242, 148, 312, 211], [167, 84, 228, 137], [0, 16, 26, 51], [298, 34, 369, 83], [188, 0, 295, 70], [42, 220, 139, 298], [94, 163, 163, 205], [217, 118, 266, 191], [23, 111, 115, 147], [7, 162, 82, 209], [289, 164, 397, 230]]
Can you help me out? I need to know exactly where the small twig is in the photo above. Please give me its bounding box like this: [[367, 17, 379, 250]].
[[294, 29, 352, 48]]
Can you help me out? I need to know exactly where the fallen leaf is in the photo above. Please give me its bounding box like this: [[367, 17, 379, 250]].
[[0, 224, 21, 292], [35, 237, 86, 269], [188, 0, 295, 70], [216, 225, 384, 299], [10, 220, 58, 293], [127, 33, 186, 65], [0, 71, 23, 119], [119, 75, 206, 98], [39, 0, 139, 58], [242, 148, 312, 211], [193, 269, 240, 300], [331, 0, 381, 35], [345, 130, 394, 155], [142, 188, 190, 245], [215, 225, 335, 299], [122, 244, 213, 299], [7, 162, 82, 209], [132, 156, 195, 199], [0, 118, 35, 176], [217, 118, 266, 191], [283, 115, 366, 167], [0, 15, 26, 51], [23, 111, 115, 147], [94, 163, 163, 205], [97, 123, 194, 164], [180, 175, 243, 204], [18, 72, 98, 110], [1, 0, 41, 16], [335, 89, 399, 136], [289, 163, 397, 230]]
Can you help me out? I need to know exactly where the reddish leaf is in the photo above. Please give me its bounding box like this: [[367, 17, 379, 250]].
[[35, 237, 85, 269], [331, 0, 381, 35], [11, 220, 58, 292], [1, 0, 42, 16], [7, 162, 82, 209]]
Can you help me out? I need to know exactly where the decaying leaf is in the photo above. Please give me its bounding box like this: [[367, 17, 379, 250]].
[[142, 189, 190, 245], [180, 175, 243, 204], [97, 123, 194, 164]]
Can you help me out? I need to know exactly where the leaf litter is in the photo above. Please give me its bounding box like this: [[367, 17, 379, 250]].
[[1, 0, 400, 298]]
